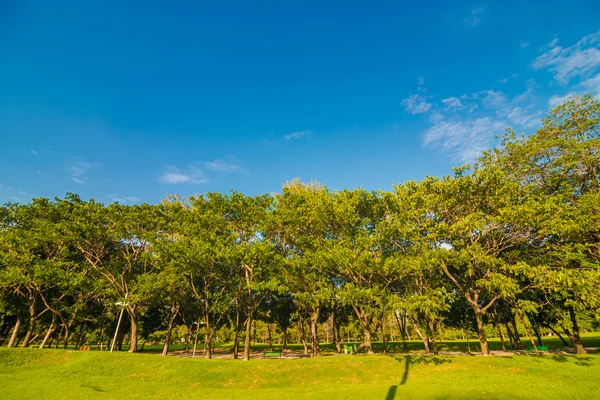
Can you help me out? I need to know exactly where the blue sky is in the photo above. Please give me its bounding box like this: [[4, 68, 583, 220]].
[[1, 1, 600, 204]]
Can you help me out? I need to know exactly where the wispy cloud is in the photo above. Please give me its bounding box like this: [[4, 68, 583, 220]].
[[65, 157, 100, 184], [158, 164, 208, 184], [531, 31, 600, 83], [283, 130, 311, 141], [106, 194, 140, 204], [519, 40, 530, 49], [424, 117, 505, 162], [463, 7, 484, 27], [31, 149, 38, 156], [401, 94, 432, 114], [204, 159, 245, 173], [442, 97, 464, 110]]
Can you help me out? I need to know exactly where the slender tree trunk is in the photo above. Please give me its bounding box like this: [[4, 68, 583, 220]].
[[504, 323, 516, 348], [411, 321, 430, 353], [128, 313, 138, 353], [40, 314, 58, 349], [465, 329, 471, 353], [54, 325, 64, 349], [474, 310, 490, 356], [7, 313, 23, 348], [427, 319, 438, 355], [496, 325, 506, 351], [63, 324, 71, 349], [544, 324, 569, 346], [510, 319, 523, 349], [76, 322, 87, 350], [527, 315, 543, 346], [566, 307, 586, 354], [97, 327, 105, 351], [267, 324, 273, 351], [394, 310, 408, 352], [162, 317, 175, 356], [243, 314, 253, 361], [380, 322, 388, 354], [300, 319, 308, 355], [22, 296, 38, 348], [233, 308, 240, 359], [518, 313, 538, 354], [310, 308, 320, 357], [334, 312, 342, 353], [282, 327, 288, 350], [204, 331, 213, 359]]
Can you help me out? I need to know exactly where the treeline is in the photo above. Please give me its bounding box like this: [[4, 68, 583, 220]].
[[1, 96, 599, 357]]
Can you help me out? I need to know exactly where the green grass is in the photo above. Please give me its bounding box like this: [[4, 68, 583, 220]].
[[1, 346, 599, 399]]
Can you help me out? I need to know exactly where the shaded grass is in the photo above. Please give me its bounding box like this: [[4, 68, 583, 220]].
[[1, 347, 599, 399], [136, 331, 600, 354]]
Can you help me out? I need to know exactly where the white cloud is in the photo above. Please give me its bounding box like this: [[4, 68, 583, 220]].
[[463, 7, 484, 27], [442, 97, 464, 109], [401, 94, 432, 114], [283, 130, 311, 141], [519, 40, 530, 49], [531, 31, 600, 83], [580, 73, 600, 97], [158, 164, 208, 184], [548, 93, 575, 107], [424, 117, 505, 161], [31, 149, 38, 156], [204, 159, 245, 173], [507, 107, 543, 128], [480, 89, 509, 109], [107, 194, 140, 204], [65, 157, 100, 184]]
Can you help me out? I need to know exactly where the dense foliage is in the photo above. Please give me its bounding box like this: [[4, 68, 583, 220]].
[[1, 96, 599, 357]]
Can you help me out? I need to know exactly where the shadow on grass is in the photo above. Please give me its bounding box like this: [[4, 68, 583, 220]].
[[385, 355, 453, 399], [547, 354, 594, 367]]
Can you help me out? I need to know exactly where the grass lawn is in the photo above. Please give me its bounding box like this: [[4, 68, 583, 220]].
[[1, 345, 600, 399]]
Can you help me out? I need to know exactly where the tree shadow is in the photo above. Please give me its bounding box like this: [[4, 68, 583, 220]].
[[548, 354, 594, 367], [385, 355, 453, 398]]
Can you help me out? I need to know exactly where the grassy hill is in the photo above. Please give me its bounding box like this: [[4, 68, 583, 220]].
[[1, 346, 599, 399]]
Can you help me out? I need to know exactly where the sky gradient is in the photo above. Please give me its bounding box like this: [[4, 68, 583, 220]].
[[1, 1, 600, 204]]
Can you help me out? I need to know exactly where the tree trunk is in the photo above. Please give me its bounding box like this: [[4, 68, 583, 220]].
[[204, 331, 213, 359], [504, 323, 516, 348], [518, 313, 538, 354], [22, 296, 38, 348], [510, 319, 523, 349], [544, 324, 569, 346], [394, 310, 408, 352], [128, 313, 138, 353], [162, 319, 175, 356], [282, 327, 288, 350], [474, 310, 490, 356], [411, 320, 430, 353], [309, 308, 320, 357], [427, 319, 438, 355], [63, 324, 71, 349], [566, 307, 586, 354], [40, 314, 58, 349], [233, 308, 240, 359], [243, 314, 252, 361], [267, 324, 273, 351], [334, 311, 342, 354], [7, 313, 23, 348], [496, 325, 506, 351], [300, 319, 308, 355], [76, 322, 87, 350], [527, 315, 544, 346], [380, 322, 388, 354]]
